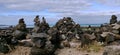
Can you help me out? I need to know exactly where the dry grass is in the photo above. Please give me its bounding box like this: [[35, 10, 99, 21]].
[[0, 46, 31, 55], [80, 41, 104, 52], [0, 41, 104, 55], [56, 41, 104, 55], [56, 48, 103, 55]]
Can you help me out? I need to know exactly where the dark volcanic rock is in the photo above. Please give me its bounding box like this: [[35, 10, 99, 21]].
[[34, 15, 40, 27], [13, 18, 27, 40], [0, 44, 9, 54], [110, 15, 117, 24], [32, 16, 50, 33], [30, 33, 55, 55], [13, 30, 27, 40]]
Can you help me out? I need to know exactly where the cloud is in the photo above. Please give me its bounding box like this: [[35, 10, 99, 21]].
[[1, 0, 120, 16], [0, 0, 91, 13], [0, 0, 90, 11], [0, 15, 35, 25], [95, 0, 120, 6], [0, 0, 120, 25]]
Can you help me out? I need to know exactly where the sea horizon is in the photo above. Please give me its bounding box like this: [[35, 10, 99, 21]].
[[0, 23, 102, 28]]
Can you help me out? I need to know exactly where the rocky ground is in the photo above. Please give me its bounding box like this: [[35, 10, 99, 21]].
[[0, 46, 104, 55], [56, 48, 103, 55], [0, 46, 103, 55], [0, 41, 104, 55], [0, 46, 31, 55]]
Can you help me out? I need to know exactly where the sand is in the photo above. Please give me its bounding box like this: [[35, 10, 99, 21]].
[[0, 46, 104, 55], [56, 48, 103, 55]]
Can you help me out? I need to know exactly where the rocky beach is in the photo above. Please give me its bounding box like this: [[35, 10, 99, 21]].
[[0, 15, 120, 55]]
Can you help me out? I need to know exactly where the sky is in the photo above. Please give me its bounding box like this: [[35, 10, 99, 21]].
[[0, 0, 120, 25]]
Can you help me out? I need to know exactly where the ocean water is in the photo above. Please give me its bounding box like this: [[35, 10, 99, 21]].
[[0, 24, 101, 29], [80, 24, 101, 27], [26, 24, 101, 28]]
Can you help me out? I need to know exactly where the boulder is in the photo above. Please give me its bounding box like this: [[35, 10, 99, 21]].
[[30, 43, 55, 55], [81, 33, 95, 48], [112, 23, 120, 29], [12, 30, 27, 40], [30, 33, 55, 55], [101, 32, 111, 37], [31, 33, 48, 48], [0, 44, 9, 54], [32, 26, 40, 33]]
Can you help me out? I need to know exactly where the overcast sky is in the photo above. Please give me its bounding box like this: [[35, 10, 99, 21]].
[[0, 0, 120, 25]]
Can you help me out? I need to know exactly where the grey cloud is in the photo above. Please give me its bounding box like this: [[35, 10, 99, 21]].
[[1, 0, 119, 16], [0, 15, 35, 25], [95, 0, 120, 6], [0, 0, 120, 25], [0, 0, 120, 15], [0, 0, 91, 12]]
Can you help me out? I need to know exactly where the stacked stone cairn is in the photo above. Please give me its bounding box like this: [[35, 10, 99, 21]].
[[13, 18, 28, 40], [1, 15, 120, 55]]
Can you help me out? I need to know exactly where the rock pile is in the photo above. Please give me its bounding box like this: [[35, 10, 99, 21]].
[[13, 18, 27, 40], [1, 15, 120, 55]]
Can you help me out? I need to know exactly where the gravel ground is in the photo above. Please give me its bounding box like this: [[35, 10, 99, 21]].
[[0, 43, 104, 55], [56, 48, 103, 55]]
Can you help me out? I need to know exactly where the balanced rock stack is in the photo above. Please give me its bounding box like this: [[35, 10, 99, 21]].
[[13, 18, 27, 40], [32, 16, 50, 33], [30, 33, 55, 55], [32, 15, 41, 33], [30, 16, 55, 55], [110, 15, 117, 24]]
